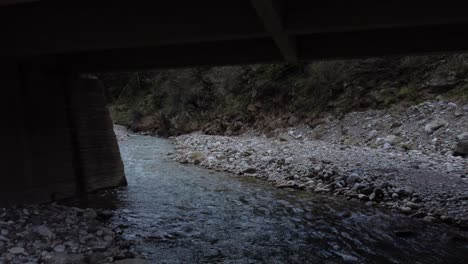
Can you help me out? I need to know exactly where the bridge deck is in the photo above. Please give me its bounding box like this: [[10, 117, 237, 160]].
[[1, 1, 468, 70]]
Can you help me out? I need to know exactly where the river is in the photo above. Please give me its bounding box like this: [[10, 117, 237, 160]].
[[99, 135, 467, 263]]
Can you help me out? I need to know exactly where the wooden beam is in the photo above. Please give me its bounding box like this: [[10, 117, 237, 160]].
[[284, 1, 468, 34], [0, 0, 38, 6], [250, 0, 298, 64], [0, 2, 268, 56], [298, 23, 468, 60], [51, 38, 283, 72]]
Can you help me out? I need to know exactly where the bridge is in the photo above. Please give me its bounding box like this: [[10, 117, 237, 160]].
[[1, 0, 468, 204]]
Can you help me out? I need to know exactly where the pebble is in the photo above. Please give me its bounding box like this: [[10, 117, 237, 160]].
[[346, 173, 360, 185], [9, 247, 25, 254], [0, 204, 140, 264], [53, 244, 65, 252], [400, 206, 412, 214]]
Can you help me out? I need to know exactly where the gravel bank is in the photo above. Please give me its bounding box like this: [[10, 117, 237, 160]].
[[114, 125, 131, 141], [172, 133, 468, 227], [0, 203, 146, 264]]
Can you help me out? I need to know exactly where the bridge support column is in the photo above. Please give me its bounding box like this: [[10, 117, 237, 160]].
[[0, 60, 126, 205]]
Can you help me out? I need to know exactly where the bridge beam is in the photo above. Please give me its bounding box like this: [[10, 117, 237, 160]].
[[250, 0, 298, 64]]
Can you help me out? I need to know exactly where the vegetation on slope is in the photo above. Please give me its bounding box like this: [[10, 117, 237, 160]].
[[100, 54, 468, 137]]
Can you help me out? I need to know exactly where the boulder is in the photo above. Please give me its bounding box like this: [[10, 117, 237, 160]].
[[279, 133, 292, 142], [345, 173, 360, 185], [383, 135, 401, 145], [189, 152, 205, 164], [424, 119, 448, 133], [454, 132, 468, 157]]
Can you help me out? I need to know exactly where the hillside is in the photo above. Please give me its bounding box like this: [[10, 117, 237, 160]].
[[102, 54, 468, 139]]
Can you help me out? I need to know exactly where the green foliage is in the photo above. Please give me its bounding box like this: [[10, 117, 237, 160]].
[[444, 83, 468, 100], [398, 85, 419, 101], [109, 104, 133, 126], [100, 54, 468, 129]]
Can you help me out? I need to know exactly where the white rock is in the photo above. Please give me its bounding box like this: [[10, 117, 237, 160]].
[[114, 259, 149, 264], [9, 247, 25, 254], [424, 119, 448, 133], [54, 244, 65, 252], [35, 225, 55, 239]]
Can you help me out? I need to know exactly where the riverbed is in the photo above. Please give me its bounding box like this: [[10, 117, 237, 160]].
[[107, 135, 468, 263]]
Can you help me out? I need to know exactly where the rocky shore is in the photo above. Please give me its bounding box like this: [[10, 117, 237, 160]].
[[0, 203, 146, 264], [113, 125, 131, 142], [171, 106, 468, 227]]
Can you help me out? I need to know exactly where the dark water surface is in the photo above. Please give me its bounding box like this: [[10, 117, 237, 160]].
[[102, 135, 467, 263]]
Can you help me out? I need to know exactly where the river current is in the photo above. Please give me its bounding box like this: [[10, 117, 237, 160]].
[[98, 135, 467, 263]]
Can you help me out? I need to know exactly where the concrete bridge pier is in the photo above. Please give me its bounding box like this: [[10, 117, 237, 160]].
[[0, 60, 126, 205]]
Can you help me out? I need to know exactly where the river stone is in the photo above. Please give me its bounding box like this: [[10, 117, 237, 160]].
[[35, 225, 55, 239], [9, 247, 25, 254], [424, 119, 448, 133], [279, 133, 292, 142], [54, 244, 65, 252], [242, 168, 257, 174], [114, 259, 149, 264], [44, 253, 86, 264], [454, 132, 468, 156], [358, 194, 368, 200], [384, 135, 400, 145], [399, 206, 412, 214], [346, 173, 360, 185]]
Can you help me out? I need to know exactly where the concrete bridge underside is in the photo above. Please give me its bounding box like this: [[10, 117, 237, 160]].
[[1, 0, 468, 203]]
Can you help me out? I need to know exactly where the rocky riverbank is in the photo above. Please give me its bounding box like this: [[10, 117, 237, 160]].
[[171, 129, 468, 228], [0, 203, 147, 264], [114, 125, 131, 141]]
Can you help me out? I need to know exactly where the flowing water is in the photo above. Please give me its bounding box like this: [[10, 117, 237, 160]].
[[101, 135, 467, 263]]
